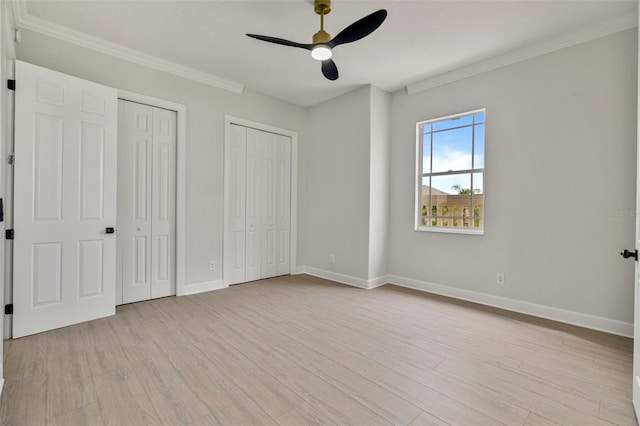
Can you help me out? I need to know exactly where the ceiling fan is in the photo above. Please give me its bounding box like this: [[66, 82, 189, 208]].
[[246, 0, 387, 81]]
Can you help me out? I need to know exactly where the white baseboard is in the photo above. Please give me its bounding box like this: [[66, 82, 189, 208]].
[[183, 280, 227, 296], [291, 266, 306, 275], [387, 274, 633, 338], [301, 266, 386, 290]]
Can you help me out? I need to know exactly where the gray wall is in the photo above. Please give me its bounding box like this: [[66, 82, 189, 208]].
[[304, 86, 372, 279], [15, 29, 308, 288], [368, 86, 391, 280], [303, 85, 392, 285], [388, 29, 638, 324]]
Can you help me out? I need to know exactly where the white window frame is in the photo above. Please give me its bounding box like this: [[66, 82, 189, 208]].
[[415, 109, 486, 235]]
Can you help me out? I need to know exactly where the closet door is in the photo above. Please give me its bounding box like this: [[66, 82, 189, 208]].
[[245, 128, 262, 282], [225, 124, 247, 285], [276, 134, 292, 275], [117, 100, 176, 304], [224, 124, 292, 285], [261, 132, 278, 279], [151, 107, 176, 299], [117, 100, 153, 304]]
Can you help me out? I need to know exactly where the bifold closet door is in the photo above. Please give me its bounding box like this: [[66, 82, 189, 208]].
[[117, 100, 176, 304], [225, 124, 291, 285]]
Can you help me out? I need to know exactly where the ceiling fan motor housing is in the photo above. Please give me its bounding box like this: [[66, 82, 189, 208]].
[[314, 0, 331, 15], [313, 30, 331, 44]]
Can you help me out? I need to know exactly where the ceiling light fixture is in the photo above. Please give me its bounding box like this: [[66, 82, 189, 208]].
[[311, 44, 332, 61]]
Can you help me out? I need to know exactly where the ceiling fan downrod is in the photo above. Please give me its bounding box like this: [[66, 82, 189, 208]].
[[313, 0, 331, 45]]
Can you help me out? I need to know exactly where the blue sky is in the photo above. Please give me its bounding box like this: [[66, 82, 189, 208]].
[[422, 112, 485, 194]]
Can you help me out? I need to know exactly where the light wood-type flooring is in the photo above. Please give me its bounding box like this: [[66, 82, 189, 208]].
[[0, 274, 636, 425]]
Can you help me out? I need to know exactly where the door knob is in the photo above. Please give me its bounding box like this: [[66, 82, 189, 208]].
[[106, 227, 115, 234], [620, 249, 637, 260]]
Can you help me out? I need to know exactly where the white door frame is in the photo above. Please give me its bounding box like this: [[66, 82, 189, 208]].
[[117, 90, 187, 297], [632, 15, 640, 418], [223, 115, 298, 285]]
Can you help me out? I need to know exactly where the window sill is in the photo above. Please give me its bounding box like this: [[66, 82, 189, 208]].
[[415, 226, 484, 236]]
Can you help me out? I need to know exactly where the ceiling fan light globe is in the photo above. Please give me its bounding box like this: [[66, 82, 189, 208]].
[[311, 45, 332, 61]]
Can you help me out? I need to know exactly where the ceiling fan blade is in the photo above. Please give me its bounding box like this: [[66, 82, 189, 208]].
[[329, 9, 387, 47], [321, 59, 339, 81], [246, 34, 313, 50]]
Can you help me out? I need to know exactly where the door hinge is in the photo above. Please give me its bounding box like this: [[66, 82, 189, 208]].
[[7, 79, 15, 91], [5, 229, 14, 240], [4, 304, 12, 315], [0, 198, 4, 222], [8, 154, 14, 165]]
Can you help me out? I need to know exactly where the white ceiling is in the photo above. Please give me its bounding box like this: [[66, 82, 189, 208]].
[[17, 0, 638, 107]]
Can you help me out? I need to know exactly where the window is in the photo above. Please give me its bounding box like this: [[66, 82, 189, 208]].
[[416, 109, 485, 234]]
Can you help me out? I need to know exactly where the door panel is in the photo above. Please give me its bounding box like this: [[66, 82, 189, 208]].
[[262, 134, 278, 278], [150, 107, 176, 299], [118, 100, 152, 304], [245, 129, 262, 282], [276, 135, 292, 275], [13, 60, 117, 338], [78, 240, 104, 298], [225, 124, 247, 285]]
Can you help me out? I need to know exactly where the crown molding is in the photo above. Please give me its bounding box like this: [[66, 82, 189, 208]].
[[406, 13, 638, 96], [11, 0, 244, 94]]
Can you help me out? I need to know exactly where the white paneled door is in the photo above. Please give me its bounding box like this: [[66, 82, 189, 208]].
[[13, 61, 118, 338], [117, 100, 176, 305], [225, 124, 291, 285]]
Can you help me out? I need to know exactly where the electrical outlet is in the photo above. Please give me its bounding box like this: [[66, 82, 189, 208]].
[[209, 260, 216, 270], [497, 273, 505, 285], [329, 254, 335, 264]]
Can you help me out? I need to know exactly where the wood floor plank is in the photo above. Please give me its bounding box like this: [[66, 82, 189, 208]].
[[276, 402, 337, 425], [374, 369, 505, 425], [408, 411, 451, 426], [1, 275, 635, 425], [524, 412, 563, 425], [0, 375, 47, 426], [250, 324, 422, 425], [278, 366, 392, 426], [435, 358, 611, 425], [92, 366, 161, 426], [598, 398, 637, 425], [46, 349, 97, 419], [3, 333, 47, 381], [129, 356, 210, 425], [376, 366, 529, 425], [207, 350, 304, 419], [47, 402, 105, 426], [85, 340, 131, 377], [180, 361, 277, 425]]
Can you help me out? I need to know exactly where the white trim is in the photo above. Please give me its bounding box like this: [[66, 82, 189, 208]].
[[4, 2, 16, 59], [291, 266, 305, 275], [117, 90, 187, 297], [184, 280, 227, 296], [302, 266, 385, 290], [387, 274, 633, 338], [12, 1, 243, 95], [406, 14, 638, 95], [223, 115, 299, 285]]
